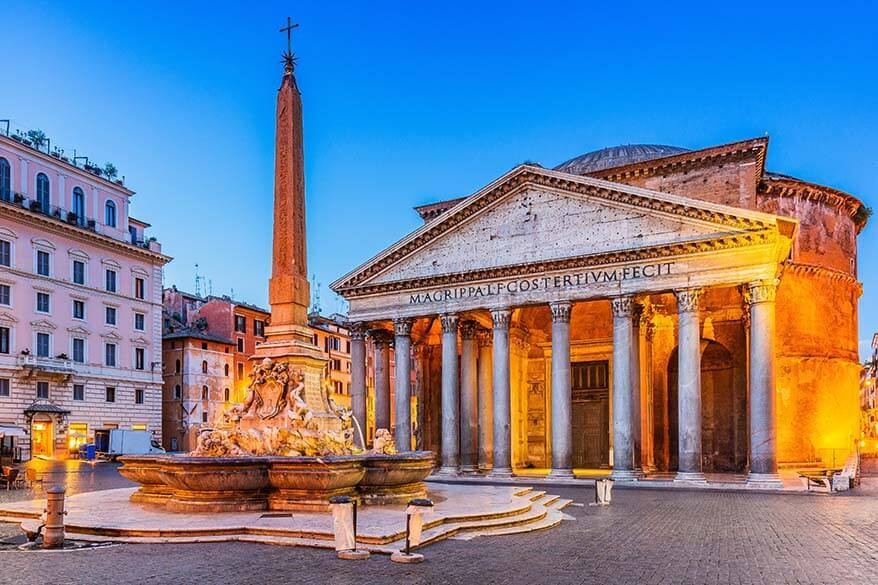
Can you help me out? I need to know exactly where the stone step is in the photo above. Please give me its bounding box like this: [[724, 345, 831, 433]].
[[531, 493, 560, 508], [551, 498, 573, 510], [527, 490, 546, 501], [463, 506, 569, 539]]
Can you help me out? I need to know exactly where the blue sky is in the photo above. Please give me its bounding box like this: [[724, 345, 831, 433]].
[[3, 1, 877, 357]]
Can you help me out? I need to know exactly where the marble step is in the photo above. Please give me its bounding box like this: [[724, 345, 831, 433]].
[[531, 493, 560, 508], [527, 490, 546, 501], [551, 498, 573, 510], [472, 506, 569, 538]]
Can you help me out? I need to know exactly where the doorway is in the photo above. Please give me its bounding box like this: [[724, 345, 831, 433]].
[[571, 361, 610, 468], [31, 418, 54, 458]]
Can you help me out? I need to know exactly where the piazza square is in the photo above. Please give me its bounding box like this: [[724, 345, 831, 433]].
[[0, 4, 876, 585]]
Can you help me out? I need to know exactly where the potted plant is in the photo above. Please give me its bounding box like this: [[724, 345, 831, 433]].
[[13, 193, 24, 204], [56, 353, 69, 360], [26, 130, 47, 151], [50, 148, 62, 159], [87, 219, 96, 230], [67, 211, 78, 223], [60, 154, 70, 162], [103, 162, 118, 181], [29, 200, 41, 212], [10, 133, 22, 142], [52, 208, 62, 219]]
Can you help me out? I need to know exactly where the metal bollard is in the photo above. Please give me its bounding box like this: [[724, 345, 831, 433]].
[[328, 495, 369, 560], [390, 498, 434, 564], [42, 485, 67, 549]]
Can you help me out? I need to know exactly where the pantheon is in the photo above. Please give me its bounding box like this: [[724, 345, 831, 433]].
[[331, 138, 865, 485]]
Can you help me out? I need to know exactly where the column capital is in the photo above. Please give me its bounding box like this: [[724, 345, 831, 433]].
[[349, 322, 367, 340], [748, 279, 779, 304], [393, 317, 413, 337], [610, 295, 634, 318], [369, 328, 393, 349], [491, 308, 512, 330], [476, 328, 493, 347], [459, 319, 479, 340], [549, 300, 572, 323], [674, 288, 703, 314], [439, 313, 459, 334]]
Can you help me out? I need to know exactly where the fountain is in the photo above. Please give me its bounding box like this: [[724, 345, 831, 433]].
[[118, 38, 433, 514]]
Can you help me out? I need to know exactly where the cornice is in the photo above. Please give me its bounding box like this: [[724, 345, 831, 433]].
[[784, 261, 862, 292], [0, 199, 171, 265], [758, 177, 865, 228], [333, 167, 777, 293], [340, 228, 778, 299]]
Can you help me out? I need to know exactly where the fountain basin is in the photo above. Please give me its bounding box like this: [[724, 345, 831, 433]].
[[156, 457, 271, 513], [117, 455, 174, 505], [358, 451, 434, 505], [267, 456, 366, 511]]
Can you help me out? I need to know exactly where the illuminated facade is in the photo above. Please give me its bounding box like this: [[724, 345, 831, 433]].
[[333, 139, 866, 483]]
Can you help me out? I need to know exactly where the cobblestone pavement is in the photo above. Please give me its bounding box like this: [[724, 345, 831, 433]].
[[0, 469, 875, 585]]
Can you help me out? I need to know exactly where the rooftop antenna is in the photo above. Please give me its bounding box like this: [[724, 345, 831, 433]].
[[310, 273, 322, 315], [195, 263, 202, 297]]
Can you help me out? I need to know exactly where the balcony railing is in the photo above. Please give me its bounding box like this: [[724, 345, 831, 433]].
[[17, 354, 76, 381]]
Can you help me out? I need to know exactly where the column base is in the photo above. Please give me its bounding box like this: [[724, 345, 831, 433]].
[[489, 467, 514, 479], [435, 466, 460, 477], [548, 468, 574, 479], [674, 471, 707, 484], [459, 465, 479, 475], [610, 469, 639, 481], [746, 473, 783, 489]]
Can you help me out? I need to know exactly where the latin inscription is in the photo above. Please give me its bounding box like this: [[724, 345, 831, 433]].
[[409, 262, 675, 304]]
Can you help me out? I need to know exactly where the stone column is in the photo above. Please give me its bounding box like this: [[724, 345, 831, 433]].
[[459, 320, 479, 473], [631, 302, 644, 476], [438, 314, 460, 475], [747, 279, 783, 488], [371, 329, 393, 433], [491, 308, 513, 478], [393, 318, 413, 453], [477, 330, 493, 471], [349, 323, 368, 449], [412, 343, 428, 451], [611, 296, 636, 480], [675, 288, 705, 482], [549, 301, 573, 478]]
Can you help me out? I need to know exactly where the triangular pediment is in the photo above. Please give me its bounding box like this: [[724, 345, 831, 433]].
[[67, 325, 91, 336], [0, 311, 18, 324], [332, 165, 793, 295], [101, 330, 123, 342], [30, 319, 56, 331]]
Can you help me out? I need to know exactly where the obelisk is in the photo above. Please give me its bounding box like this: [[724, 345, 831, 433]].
[[254, 30, 333, 421]]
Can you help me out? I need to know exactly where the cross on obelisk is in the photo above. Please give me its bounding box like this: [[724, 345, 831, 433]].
[[279, 16, 299, 53]]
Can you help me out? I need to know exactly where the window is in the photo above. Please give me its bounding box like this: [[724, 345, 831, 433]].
[[105, 269, 117, 292], [72, 260, 85, 285], [128, 225, 139, 244], [237, 363, 244, 379], [0, 158, 10, 201], [36, 250, 50, 276], [224, 364, 229, 377], [237, 338, 244, 352], [135, 277, 145, 299], [0, 326, 9, 354], [135, 347, 145, 370], [36, 332, 50, 357], [0, 284, 9, 306], [0, 239, 10, 267], [105, 306, 117, 325], [175, 359, 181, 374], [224, 388, 230, 402], [73, 384, 85, 401], [36, 381, 49, 399], [36, 292, 50, 313], [72, 338, 85, 363], [202, 411, 208, 423], [36, 173, 50, 211], [0, 379, 9, 397], [201, 360, 208, 374], [254, 320, 265, 337], [201, 342, 207, 350], [201, 385, 209, 400], [72, 187, 85, 224], [173, 384, 181, 400], [106, 387, 116, 402], [73, 299, 85, 320], [105, 343, 116, 366], [104, 200, 116, 227], [234, 315, 246, 333], [134, 313, 145, 331], [135, 388, 144, 404]]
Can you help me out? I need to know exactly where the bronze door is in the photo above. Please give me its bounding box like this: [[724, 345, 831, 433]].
[[571, 361, 609, 469]]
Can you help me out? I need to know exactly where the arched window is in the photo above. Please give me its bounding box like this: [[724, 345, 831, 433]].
[[175, 359, 181, 373], [224, 388, 230, 402], [201, 385, 209, 400], [174, 384, 181, 400], [104, 200, 116, 227], [0, 158, 10, 202], [72, 187, 85, 224], [201, 360, 208, 374], [36, 173, 50, 211], [224, 364, 229, 377]]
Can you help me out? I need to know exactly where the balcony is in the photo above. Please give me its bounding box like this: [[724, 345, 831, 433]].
[[17, 354, 76, 381]]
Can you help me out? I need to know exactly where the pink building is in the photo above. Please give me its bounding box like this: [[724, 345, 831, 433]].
[[0, 126, 170, 462]]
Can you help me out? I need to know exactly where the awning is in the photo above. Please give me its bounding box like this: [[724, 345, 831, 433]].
[[23, 403, 71, 415], [0, 424, 27, 438]]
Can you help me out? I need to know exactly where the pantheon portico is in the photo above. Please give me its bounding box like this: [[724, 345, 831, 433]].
[[332, 139, 865, 486]]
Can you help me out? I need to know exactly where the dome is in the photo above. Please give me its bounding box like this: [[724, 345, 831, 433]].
[[554, 144, 690, 175]]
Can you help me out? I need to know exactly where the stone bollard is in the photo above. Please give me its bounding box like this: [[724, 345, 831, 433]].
[[328, 495, 369, 560], [390, 498, 434, 564], [42, 485, 67, 549], [590, 478, 614, 506]]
